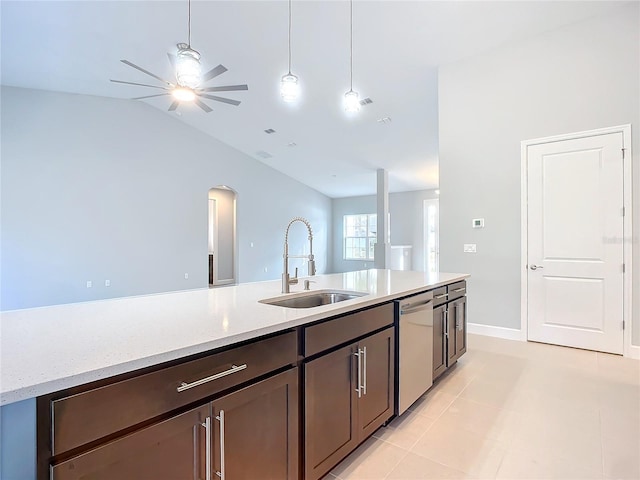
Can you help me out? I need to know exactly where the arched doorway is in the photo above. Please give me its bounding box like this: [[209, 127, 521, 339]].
[[208, 186, 237, 286]]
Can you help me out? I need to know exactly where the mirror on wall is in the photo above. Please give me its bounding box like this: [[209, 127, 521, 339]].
[[208, 186, 237, 286]]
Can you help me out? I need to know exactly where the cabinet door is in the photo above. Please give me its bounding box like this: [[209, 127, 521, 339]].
[[305, 344, 358, 480], [52, 404, 210, 480], [357, 327, 395, 439], [452, 296, 467, 361], [212, 368, 298, 480], [432, 305, 447, 380]]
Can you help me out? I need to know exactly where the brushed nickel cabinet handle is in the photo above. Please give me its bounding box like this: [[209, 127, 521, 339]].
[[177, 364, 247, 392], [355, 350, 362, 398], [452, 287, 466, 293], [434, 293, 448, 299], [362, 346, 367, 396], [201, 416, 212, 480], [215, 410, 225, 479]]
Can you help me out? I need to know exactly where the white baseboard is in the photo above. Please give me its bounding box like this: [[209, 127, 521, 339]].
[[625, 343, 640, 360], [467, 322, 526, 341]]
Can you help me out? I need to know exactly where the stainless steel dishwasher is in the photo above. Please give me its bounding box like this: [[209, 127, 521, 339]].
[[395, 290, 434, 415]]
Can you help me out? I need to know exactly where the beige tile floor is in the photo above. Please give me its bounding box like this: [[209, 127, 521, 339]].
[[322, 334, 640, 480]]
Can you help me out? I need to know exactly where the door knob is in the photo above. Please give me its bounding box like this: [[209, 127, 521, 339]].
[[529, 264, 544, 270]]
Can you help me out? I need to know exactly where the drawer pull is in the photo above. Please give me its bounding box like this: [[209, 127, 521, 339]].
[[177, 364, 247, 392], [452, 288, 466, 293], [434, 293, 448, 299], [215, 410, 226, 479], [201, 416, 212, 480]]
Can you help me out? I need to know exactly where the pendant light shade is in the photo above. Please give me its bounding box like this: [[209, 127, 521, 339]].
[[281, 0, 299, 102], [344, 89, 360, 113], [176, 44, 201, 89], [344, 0, 359, 113], [281, 73, 300, 102]]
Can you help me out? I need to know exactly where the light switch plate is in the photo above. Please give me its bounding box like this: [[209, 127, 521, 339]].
[[464, 244, 477, 253], [472, 218, 485, 228]]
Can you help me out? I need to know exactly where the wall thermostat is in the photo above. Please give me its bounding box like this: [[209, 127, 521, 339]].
[[472, 218, 485, 228]]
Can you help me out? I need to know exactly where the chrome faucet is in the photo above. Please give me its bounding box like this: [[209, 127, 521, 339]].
[[282, 217, 316, 293]]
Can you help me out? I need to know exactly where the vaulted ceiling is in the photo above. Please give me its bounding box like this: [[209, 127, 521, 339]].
[[1, 1, 627, 197]]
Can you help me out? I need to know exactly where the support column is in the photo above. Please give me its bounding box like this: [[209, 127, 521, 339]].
[[374, 168, 390, 269]]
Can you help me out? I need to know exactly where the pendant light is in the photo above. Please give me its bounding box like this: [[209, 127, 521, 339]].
[[344, 0, 360, 113], [174, 0, 201, 98], [280, 0, 300, 102]]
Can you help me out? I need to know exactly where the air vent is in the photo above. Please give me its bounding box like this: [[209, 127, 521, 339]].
[[377, 117, 392, 124], [264, 128, 276, 134], [359, 97, 373, 106], [256, 151, 273, 159], [287, 142, 297, 147]]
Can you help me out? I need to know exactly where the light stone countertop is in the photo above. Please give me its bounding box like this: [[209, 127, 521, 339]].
[[0, 269, 469, 406]]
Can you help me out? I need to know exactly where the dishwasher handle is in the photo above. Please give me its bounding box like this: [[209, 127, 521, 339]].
[[399, 300, 433, 315]]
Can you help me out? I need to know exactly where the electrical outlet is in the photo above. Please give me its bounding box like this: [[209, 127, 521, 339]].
[[105, 280, 111, 287], [264, 267, 268, 273], [86, 281, 92, 288], [250, 242, 254, 248], [184, 273, 189, 280], [464, 244, 477, 253]]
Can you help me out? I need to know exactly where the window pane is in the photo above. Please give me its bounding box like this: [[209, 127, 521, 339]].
[[368, 215, 377, 238], [368, 238, 376, 260]]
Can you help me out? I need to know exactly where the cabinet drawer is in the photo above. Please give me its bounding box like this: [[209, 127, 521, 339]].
[[304, 303, 393, 357], [432, 287, 448, 307], [447, 281, 467, 301], [52, 330, 297, 456]]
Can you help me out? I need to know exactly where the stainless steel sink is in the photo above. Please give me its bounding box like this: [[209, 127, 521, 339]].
[[259, 290, 367, 309]]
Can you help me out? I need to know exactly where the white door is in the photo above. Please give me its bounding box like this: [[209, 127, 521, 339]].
[[527, 132, 624, 354]]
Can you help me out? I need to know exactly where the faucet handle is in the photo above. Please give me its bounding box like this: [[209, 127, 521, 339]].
[[304, 280, 316, 291], [293, 267, 298, 279]]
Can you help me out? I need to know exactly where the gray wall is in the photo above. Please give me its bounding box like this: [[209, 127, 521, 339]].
[[1, 86, 332, 311], [438, 3, 640, 344], [0, 399, 36, 480], [331, 190, 439, 273]]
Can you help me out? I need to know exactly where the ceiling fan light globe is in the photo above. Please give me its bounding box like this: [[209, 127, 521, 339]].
[[280, 73, 300, 102], [173, 87, 196, 102], [176, 46, 202, 89], [344, 90, 360, 113]]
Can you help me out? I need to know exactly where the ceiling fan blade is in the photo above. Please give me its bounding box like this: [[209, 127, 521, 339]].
[[202, 64, 228, 82], [132, 93, 171, 100], [168, 100, 180, 112], [111, 79, 169, 90], [200, 84, 248, 92], [194, 99, 213, 113], [121, 60, 173, 86], [167, 53, 177, 69], [198, 94, 241, 106]]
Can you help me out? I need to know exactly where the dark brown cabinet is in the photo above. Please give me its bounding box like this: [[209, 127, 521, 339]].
[[52, 404, 210, 480], [433, 281, 467, 381], [433, 303, 448, 379], [51, 369, 298, 480], [304, 327, 394, 480], [447, 296, 467, 365], [212, 368, 299, 480], [41, 331, 299, 480]]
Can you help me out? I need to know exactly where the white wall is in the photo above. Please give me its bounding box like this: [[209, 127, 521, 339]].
[[438, 4, 640, 345], [1, 86, 332, 311], [331, 190, 439, 273]]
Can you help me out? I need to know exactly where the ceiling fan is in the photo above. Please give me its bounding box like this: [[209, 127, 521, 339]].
[[110, 0, 248, 113]]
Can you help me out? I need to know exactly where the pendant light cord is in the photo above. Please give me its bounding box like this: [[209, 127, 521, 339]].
[[288, 0, 292, 75], [188, 0, 192, 47], [350, 0, 353, 91]]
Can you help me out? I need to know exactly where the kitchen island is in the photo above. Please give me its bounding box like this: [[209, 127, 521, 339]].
[[1, 269, 469, 479]]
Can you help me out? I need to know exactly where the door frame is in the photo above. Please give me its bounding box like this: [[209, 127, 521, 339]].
[[520, 125, 634, 357], [423, 198, 439, 273]]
